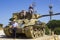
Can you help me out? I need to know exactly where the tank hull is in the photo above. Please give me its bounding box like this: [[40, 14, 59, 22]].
[[4, 26, 44, 38]]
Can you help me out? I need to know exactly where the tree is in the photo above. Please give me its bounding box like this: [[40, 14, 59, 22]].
[[47, 20, 60, 31], [45, 26, 49, 35], [47, 20, 60, 34], [0, 24, 3, 27], [54, 27, 60, 35]]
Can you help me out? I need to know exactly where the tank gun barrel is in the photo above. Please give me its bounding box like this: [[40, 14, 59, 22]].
[[40, 13, 60, 18]]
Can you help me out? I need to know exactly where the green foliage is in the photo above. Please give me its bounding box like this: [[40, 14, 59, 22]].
[[45, 26, 49, 35], [54, 27, 60, 35], [47, 20, 60, 35], [47, 20, 60, 30], [0, 24, 3, 27], [0, 24, 3, 30]]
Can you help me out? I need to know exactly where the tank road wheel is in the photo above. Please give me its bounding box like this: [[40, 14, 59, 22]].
[[25, 26, 39, 38], [4, 26, 12, 37], [30, 30, 37, 38], [33, 31, 38, 38], [24, 26, 36, 38], [31, 29, 43, 38], [31, 31, 35, 38], [37, 31, 41, 37], [29, 27, 39, 38]]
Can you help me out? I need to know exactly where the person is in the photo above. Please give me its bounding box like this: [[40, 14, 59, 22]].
[[29, 4, 34, 14], [12, 20, 18, 28], [20, 10, 27, 19], [11, 20, 18, 38], [23, 10, 27, 19]]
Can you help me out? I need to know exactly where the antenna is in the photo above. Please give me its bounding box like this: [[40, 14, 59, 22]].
[[32, 0, 36, 7], [32, 2, 37, 13], [49, 0, 53, 21], [32, 2, 36, 8]]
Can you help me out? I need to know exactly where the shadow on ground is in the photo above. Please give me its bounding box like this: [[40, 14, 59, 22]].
[[0, 35, 32, 39]]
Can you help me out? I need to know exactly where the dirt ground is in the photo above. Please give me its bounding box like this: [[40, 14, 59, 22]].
[[0, 30, 60, 40]]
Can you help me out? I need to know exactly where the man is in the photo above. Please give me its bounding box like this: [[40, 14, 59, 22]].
[[11, 20, 18, 38], [20, 10, 27, 19], [12, 20, 18, 28], [29, 4, 34, 14]]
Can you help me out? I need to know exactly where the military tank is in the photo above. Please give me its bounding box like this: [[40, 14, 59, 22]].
[[3, 4, 47, 38], [4, 11, 46, 38]]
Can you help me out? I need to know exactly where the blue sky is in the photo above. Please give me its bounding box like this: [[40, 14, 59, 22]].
[[0, 0, 60, 26]]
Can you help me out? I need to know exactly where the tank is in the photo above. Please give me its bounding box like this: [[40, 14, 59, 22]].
[[3, 11, 46, 38], [3, 4, 47, 38]]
